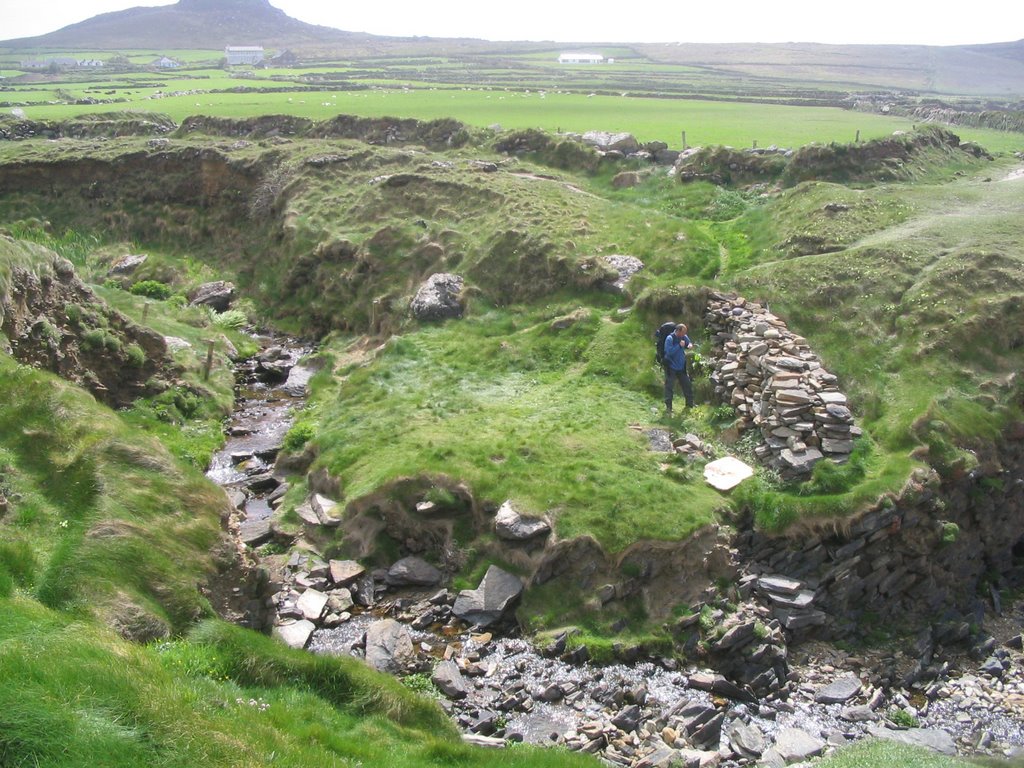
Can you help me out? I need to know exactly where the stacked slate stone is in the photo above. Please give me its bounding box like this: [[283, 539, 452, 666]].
[[705, 292, 860, 478]]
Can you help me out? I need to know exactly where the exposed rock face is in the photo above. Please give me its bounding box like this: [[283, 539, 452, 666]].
[[704, 292, 859, 478], [452, 565, 523, 628], [599, 254, 644, 292], [410, 273, 465, 321], [0, 240, 174, 408], [188, 280, 236, 312]]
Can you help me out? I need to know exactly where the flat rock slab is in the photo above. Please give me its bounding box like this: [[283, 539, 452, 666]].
[[703, 456, 754, 491], [866, 725, 956, 755], [814, 673, 862, 704], [273, 619, 315, 649], [238, 518, 272, 547], [329, 559, 365, 585]]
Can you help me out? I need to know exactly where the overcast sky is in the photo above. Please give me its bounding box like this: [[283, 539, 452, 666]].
[[2, 0, 1020, 45]]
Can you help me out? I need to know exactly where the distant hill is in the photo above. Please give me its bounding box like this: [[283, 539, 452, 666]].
[[636, 40, 1024, 97], [0, 0, 368, 50]]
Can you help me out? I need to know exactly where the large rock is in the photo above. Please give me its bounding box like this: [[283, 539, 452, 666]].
[[296, 588, 328, 621], [364, 619, 415, 674], [386, 556, 443, 586], [107, 253, 147, 276], [188, 280, 236, 311], [410, 273, 464, 321], [494, 500, 551, 541], [452, 565, 523, 628], [431, 659, 468, 699]]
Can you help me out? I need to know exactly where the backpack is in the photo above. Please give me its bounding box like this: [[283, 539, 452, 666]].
[[654, 322, 677, 365]]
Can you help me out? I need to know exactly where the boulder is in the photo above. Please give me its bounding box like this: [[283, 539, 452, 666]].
[[188, 280, 236, 312], [386, 556, 443, 587], [452, 565, 523, 628], [364, 619, 416, 674], [296, 588, 328, 621], [727, 721, 766, 758], [410, 273, 464, 321], [432, 659, 468, 699], [107, 253, 147, 276], [494, 500, 551, 541]]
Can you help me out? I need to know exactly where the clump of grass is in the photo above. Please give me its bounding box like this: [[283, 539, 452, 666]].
[[129, 279, 173, 300]]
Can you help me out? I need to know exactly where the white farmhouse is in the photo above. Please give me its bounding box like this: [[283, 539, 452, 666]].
[[558, 52, 605, 64]]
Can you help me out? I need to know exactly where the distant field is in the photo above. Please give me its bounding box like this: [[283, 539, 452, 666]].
[[2, 48, 1023, 153]]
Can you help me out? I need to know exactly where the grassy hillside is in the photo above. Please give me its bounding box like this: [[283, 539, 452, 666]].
[[0, 240, 596, 768]]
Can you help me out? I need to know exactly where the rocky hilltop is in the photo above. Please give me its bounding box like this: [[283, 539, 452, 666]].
[[1, 0, 365, 49]]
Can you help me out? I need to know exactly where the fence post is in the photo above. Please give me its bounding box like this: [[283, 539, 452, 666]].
[[681, 130, 687, 149], [855, 129, 861, 143], [203, 339, 215, 381]]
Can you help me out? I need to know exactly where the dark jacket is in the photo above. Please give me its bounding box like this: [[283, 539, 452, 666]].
[[664, 333, 691, 371]]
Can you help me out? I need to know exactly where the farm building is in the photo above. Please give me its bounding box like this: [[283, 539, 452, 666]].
[[152, 56, 180, 68], [225, 46, 265, 66], [558, 52, 604, 64]]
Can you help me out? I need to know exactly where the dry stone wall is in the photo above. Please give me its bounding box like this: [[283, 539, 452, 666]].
[[704, 292, 860, 478]]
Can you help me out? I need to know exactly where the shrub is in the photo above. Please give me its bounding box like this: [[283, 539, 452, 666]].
[[130, 280, 173, 300], [889, 708, 919, 728], [940, 521, 960, 546], [125, 343, 146, 368], [212, 309, 247, 329], [283, 421, 315, 452]]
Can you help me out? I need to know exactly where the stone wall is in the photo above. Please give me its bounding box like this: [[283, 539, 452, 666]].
[[736, 432, 1024, 653], [704, 292, 859, 478]]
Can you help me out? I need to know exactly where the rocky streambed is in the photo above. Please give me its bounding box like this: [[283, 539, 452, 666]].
[[210, 338, 1024, 766]]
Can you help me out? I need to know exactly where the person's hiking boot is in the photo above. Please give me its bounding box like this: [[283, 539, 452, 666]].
[[665, 405, 673, 418]]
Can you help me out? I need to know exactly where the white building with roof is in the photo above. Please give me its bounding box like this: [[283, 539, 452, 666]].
[[558, 52, 604, 64]]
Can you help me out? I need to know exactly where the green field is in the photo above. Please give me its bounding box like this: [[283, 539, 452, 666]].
[[4, 44, 1023, 153]]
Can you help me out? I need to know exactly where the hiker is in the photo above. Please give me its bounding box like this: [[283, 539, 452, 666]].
[[663, 323, 694, 415]]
